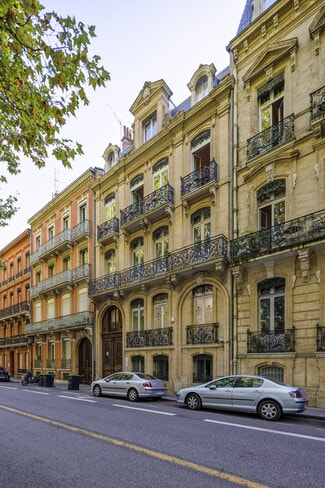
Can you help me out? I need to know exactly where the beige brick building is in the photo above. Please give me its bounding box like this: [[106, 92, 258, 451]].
[[228, 0, 325, 407], [26, 168, 103, 382], [90, 66, 233, 393]]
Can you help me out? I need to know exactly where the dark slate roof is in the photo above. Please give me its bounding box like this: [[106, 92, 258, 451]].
[[170, 96, 191, 117], [237, 0, 253, 35]]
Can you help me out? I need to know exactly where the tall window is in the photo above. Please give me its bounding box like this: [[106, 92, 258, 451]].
[[105, 194, 115, 221], [132, 355, 144, 373], [259, 74, 284, 131], [143, 112, 157, 142], [35, 235, 41, 250], [48, 225, 54, 240], [63, 256, 71, 271], [154, 227, 169, 259], [258, 278, 285, 334], [132, 238, 144, 267], [193, 354, 212, 383], [63, 214, 70, 230], [35, 301, 42, 322], [130, 175, 144, 205], [258, 180, 285, 229], [79, 203, 87, 222], [105, 250, 115, 275], [48, 263, 54, 278], [62, 293, 71, 316], [47, 298, 55, 319], [79, 247, 88, 266], [131, 299, 144, 332], [153, 294, 169, 329], [191, 130, 211, 171], [192, 208, 211, 244], [78, 288, 88, 312], [153, 158, 168, 190], [195, 76, 208, 102], [193, 285, 213, 324]]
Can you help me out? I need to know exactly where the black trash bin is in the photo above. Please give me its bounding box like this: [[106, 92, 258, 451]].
[[39, 374, 55, 387], [68, 374, 81, 391]]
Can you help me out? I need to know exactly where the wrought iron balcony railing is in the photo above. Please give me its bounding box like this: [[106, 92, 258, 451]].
[[30, 269, 73, 297], [247, 114, 295, 160], [72, 263, 91, 281], [310, 85, 325, 119], [186, 323, 219, 345], [72, 220, 90, 241], [0, 301, 30, 320], [120, 183, 174, 227], [181, 160, 218, 197], [25, 311, 94, 334], [0, 334, 28, 346], [31, 228, 73, 265], [97, 216, 119, 242], [231, 208, 325, 262], [126, 327, 173, 348], [317, 324, 325, 352], [89, 234, 228, 295], [247, 327, 295, 353]]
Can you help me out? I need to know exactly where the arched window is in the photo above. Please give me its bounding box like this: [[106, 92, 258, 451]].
[[257, 180, 285, 229], [153, 294, 169, 328], [153, 158, 168, 190], [191, 208, 211, 244], [104, 193, 116, 221], [195, 76, 208, 102], [131, 299, 144, 332], [193, 354, 212, 383], [259, 365, 284, 383], [258, 278, 285, 334], [132, 355, 144, 373], [193, 285, 213, 324], [153, 354, 168, 380]]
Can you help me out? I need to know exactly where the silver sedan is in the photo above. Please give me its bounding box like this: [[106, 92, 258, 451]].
[[176, 375, 308, 421], [91, 372, 167, 402]]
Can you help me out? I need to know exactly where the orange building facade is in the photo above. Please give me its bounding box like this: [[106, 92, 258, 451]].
[[0, 229, 31, 377]]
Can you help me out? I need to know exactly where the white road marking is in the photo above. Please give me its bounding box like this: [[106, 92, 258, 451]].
[[113, 404, 176, 415], [204, 419, 325, 442], [59, 395, 97, 403], [22, 389, 50, 395], [0, 386, 18, 389]]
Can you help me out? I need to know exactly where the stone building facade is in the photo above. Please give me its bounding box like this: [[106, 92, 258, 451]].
[[228, 0, 325, 406], [26, 168, 103, 382], [0, 229, 31, 377]]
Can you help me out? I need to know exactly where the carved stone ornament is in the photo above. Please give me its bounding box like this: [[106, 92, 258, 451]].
[[232, 265, 244, 294], [298, 249, 310, 283]]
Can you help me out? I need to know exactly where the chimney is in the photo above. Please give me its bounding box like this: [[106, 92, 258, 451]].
[[121, 125, 133, 151]]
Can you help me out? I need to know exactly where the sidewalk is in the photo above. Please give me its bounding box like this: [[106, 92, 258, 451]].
[[13, 379, 325, 420]]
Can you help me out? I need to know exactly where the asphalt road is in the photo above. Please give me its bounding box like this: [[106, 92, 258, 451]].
[[0, 383, 324, 488]]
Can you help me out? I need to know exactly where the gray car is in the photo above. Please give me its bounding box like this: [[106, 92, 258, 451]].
[[91, 372, 167, 402], [176, 374, 308, 421]]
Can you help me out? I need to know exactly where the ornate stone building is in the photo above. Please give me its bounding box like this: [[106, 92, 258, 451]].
[[26, 168, 103, 382], [0, 229, 30, 377], [228, 0, 325, 406], [90, 66, 233, 392]]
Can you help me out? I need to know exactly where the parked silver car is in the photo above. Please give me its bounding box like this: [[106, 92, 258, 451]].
[[176, 375, 308, 421], [91, 372, 167, 402]]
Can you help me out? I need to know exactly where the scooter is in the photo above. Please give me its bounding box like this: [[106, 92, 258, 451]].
[[21, 370, 41, 386]]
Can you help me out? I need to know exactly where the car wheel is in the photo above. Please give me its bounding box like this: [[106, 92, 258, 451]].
[[21, 379, 28, 386], [185, 393, 202, 410], [258, 399, 282, 421], [127, 388, 139, 402], [93, 385, 102, 397]]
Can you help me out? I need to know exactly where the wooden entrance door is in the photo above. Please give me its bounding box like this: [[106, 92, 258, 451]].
[[101, 307, 122, 377], [78, 337, 92, 383]]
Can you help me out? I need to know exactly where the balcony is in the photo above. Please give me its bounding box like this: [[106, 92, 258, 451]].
[[310, 85, 325, 138], [0, 301, 30, 320], [181, 160, 218, 202], [30, 270, 73, 297], [72, 264, 91, 283], [97, 216, 119, 244], [231, 209, 325, 263], [72, 220, 90, 243], [247, 328, 295, 353], [0, 334, 28, 347], [31, 229, 73, 265], [120, 183, 174, 231], [126, 327, 173, 348], [247, 114, 295, 160], [89, 234, 228, 297], [186, 323, 219, 345], [317, 324, 325, 352], [25, 311, 94, 334]]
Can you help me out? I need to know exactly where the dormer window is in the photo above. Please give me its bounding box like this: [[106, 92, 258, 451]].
[[195, 76, 208, 102], [143, 112, 157, 142]]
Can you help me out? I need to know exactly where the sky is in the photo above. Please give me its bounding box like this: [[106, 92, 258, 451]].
[[0, 0, 246, 250]]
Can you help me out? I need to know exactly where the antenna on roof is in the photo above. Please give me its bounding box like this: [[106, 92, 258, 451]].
[[108, 103, 123, 141], [52, 168, 62, 198]]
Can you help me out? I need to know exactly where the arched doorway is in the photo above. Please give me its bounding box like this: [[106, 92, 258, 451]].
[[101, 307, 122, 377], [78, 337, 92, 383]]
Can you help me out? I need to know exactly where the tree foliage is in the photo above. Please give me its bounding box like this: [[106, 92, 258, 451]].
[[0, 0, 110, 226]]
